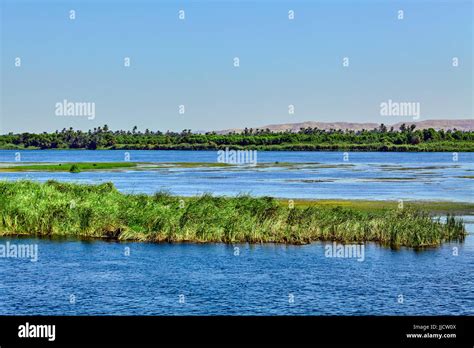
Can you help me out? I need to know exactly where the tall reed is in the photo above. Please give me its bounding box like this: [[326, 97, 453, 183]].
[[0, 180, 466, 248]]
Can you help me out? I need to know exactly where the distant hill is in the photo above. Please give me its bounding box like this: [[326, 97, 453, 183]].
[[216, 119, 473, 134]]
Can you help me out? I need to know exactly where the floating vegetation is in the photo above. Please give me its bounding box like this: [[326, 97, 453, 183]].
[[359, 177, 417, 182], [69, 164, 81, 173], [381, 165, 459, 171], [285, 179, 336, 183]]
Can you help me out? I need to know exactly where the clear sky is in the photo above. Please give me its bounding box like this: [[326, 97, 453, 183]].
[[1, 0, 472, 133]]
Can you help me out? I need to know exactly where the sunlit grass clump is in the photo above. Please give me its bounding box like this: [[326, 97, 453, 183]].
[[0, 180, 466, 248]]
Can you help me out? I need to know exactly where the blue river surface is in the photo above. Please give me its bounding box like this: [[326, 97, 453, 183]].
[[0, 150, 472, 315], [0, 150, 473, 201], [0, 218, 472, 315]]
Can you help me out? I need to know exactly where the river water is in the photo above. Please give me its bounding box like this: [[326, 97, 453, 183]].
[[0, 150, 472, 315], [0, 150, 472, 201], [0, 219, 472, 315]]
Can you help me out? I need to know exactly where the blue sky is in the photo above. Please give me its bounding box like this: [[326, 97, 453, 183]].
[[1, 0, 472, 133]]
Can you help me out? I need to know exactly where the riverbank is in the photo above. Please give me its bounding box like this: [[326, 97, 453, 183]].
[[2, 142, 474, 151], [0, 180, 467, 248]]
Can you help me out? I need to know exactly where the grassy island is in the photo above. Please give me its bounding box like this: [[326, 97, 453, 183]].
[[0, 180, 467, 248], [0, 162, 137, 172]]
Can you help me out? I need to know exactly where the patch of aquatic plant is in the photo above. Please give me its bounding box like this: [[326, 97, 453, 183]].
[[285, 179, 336, 183], [360, 177, 417, 181], [0, 181, 466, 248], [0, 162, 137, 172], [145, 162, 231, 169], [383, 165, 459, 171], [69, 164, 81, 173]]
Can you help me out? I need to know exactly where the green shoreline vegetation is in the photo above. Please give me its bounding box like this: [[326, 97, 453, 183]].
[[0, 162, 233, 172], [0, 162, 138, 172], [0, 181, 467, 248], [1, 124, 473, 151]]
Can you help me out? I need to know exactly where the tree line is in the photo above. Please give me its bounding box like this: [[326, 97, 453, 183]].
[[1, 123, 473, 151]]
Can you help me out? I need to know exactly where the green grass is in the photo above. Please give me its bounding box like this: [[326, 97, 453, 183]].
[[69, 164, 81, 173], [284, 199, 474, 215], [0, 162, 233, 172], [0, 180, 467, 248], [0, 162, 137, 172]]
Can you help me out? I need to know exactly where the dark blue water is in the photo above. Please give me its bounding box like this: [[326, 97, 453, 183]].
[[1, 150, 473, 201], [0, 219, 472, 316]]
